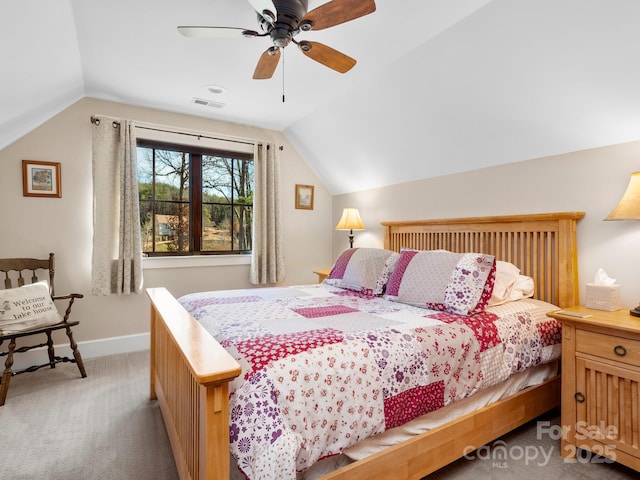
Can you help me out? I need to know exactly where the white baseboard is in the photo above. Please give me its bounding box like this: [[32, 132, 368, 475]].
[[8, 333, 150, 371]]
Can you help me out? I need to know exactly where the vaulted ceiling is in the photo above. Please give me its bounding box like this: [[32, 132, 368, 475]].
[[3, 0, 640, 194]]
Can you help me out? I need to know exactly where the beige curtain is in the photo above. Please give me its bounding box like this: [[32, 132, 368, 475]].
[[250, 143, 285, 284], [91, 116, 143, 295]]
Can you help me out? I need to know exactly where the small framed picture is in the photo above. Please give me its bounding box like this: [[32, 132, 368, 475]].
[[295, 184, 314, 210], [22, 160, 62, 198]]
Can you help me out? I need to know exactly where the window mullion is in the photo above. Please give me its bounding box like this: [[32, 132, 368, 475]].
[[151, 148, 157, 253], [191, 153, 203, 252]]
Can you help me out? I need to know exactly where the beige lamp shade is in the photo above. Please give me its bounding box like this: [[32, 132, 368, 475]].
[[606, 172, 640, 220], [336, 208, 365, 248], [335, 208, 365, 230], [606, 172, 640, 317]]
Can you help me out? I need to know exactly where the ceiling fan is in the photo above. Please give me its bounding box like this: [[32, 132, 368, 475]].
[[178, 0, 376, 79]]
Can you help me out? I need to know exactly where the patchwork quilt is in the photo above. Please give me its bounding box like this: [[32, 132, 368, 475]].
[[179, 284, 561, 480]]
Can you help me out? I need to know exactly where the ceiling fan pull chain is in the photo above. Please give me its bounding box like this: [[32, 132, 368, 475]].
[[282, 48, 286, 103]]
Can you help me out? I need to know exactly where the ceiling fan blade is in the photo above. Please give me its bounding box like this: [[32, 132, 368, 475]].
[[247, 0, 277, 24], [300, 0, 376, 31], [177, 26, 259, 38], [253, 47, 281, 79], [298, 41, 356, 74]]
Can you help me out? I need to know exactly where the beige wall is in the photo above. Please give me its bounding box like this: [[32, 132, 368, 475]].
[[0, 97, 333, 349], [4, 97, 640, 355], [333, 140, 640, 309]]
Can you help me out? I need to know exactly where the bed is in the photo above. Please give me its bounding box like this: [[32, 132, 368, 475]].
[[147, 211, 584, 480]]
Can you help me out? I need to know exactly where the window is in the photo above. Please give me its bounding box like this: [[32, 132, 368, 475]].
[[137, 139, 254, 256]]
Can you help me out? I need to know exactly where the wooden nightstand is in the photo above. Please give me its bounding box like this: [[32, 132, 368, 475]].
[[313, 269, 330, 283], [547, 306, 640, 472]]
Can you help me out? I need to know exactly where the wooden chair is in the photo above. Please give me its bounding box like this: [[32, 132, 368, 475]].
[[0, 253, 87, 406]]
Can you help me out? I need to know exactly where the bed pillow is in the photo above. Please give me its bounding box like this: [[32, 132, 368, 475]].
[[488, 260, 522, 306], [487, 261, 536, 306], [0, 282, 62, 335], [385, 249, 496, 315], [510, 274, 535, 301], [325, 248, 399, 295], [374, 251, 401, 295]]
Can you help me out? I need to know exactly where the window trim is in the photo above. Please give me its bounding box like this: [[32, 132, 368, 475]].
[[137, 138, 254, 257], [142, 254, 251, 270]]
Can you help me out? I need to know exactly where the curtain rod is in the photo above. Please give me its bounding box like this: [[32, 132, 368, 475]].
[[89, 116, 266, 148]]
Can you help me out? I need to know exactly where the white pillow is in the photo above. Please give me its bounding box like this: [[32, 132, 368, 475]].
[[488, 261, 521, 306], [0, 282, 62, 335], [510, 274, 535, 301], [488, 260, 535, 306]]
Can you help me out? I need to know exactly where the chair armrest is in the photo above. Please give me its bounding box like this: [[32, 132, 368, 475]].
[[52, 293, 84, 322], [52, 293, 84, 301]]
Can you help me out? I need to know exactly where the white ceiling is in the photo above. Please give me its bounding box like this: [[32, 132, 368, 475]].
[[2, 0, 640, 194]]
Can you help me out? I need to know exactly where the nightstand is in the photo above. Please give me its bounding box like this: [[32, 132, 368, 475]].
[[313, 269, 330, 283], [547, 306, 640, 471]]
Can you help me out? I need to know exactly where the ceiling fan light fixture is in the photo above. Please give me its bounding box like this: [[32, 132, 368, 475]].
[[298, 40, 311, 52], [299, 19, 313, 31], [261, 9, 276, 24]]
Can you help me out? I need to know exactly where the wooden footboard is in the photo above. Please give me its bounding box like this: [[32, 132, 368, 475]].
[[148, 287, 241, 480]]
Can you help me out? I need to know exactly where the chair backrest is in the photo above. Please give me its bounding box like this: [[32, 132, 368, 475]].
[[0, 253, 55, 296]]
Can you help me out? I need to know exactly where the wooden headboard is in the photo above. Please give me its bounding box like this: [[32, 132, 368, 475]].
[[382, 212, 584, 308]]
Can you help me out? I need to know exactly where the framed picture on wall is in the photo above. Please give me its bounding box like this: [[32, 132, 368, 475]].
[[295, 184, 314, 210], [22, 160, 62, 198]]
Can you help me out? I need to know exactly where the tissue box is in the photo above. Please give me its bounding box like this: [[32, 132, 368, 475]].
[[585, 283, 621, 311]]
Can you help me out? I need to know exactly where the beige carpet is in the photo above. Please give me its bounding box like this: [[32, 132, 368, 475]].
[[0, 350, 177, 480], [1, 350, 637, 480]]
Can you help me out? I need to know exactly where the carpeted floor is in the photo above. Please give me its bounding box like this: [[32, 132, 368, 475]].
[[0, 350, 637, 479], [0, 350, 177, 480]]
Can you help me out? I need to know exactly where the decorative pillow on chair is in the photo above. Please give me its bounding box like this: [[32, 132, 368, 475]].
[[0, 282, 62, 335], [325, 248, 399, 295], [385, 249, 496, 315]]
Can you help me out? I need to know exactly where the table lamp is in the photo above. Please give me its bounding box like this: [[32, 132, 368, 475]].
[[605, 172, 640, 316], [335, 208, 365, 248]]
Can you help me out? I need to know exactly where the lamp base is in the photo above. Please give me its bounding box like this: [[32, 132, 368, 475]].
[[630, 305, 640, 317]]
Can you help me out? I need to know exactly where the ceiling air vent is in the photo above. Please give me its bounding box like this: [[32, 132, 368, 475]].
[[192, 97, 225, 108]]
